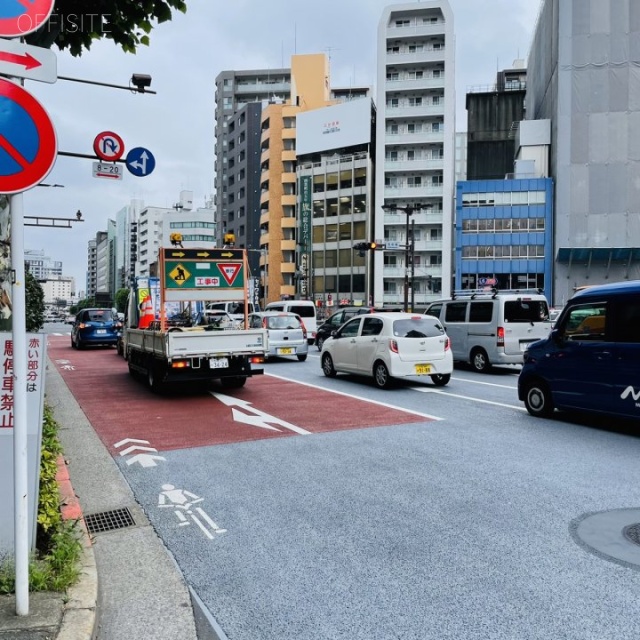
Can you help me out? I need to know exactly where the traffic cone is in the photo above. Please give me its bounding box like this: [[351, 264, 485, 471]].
[[138, 294, 155, 329]]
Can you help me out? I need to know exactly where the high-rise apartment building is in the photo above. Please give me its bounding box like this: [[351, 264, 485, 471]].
[[526, 0, 640, 303], [375, 1, 455, 308], [259, 54, 334, 303], [214, 69, 292, 280]]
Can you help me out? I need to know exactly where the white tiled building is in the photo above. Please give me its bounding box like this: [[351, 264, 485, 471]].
[[375, 1, 455, 308]]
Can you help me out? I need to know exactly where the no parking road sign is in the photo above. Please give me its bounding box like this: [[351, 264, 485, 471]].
[[0, 78, 57, 194], [0, 0, 55, 37]]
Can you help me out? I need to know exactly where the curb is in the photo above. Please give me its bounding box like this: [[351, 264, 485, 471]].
[[55, 456, 98, 640]]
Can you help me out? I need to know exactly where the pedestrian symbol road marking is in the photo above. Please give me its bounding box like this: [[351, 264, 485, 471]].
[[169, 264, 190, 285]]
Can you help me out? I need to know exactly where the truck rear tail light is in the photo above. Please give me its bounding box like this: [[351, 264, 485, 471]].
[[171, 360, 189, 369], [250, 355, 264, 364], [497, 326, 505, 347]]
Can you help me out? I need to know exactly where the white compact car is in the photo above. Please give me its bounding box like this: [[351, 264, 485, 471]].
[[248, 312, 309, 362], [320, 312, 453, 389]]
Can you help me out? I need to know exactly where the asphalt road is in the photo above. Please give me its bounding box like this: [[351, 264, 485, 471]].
[[46, 327, 640, 640]]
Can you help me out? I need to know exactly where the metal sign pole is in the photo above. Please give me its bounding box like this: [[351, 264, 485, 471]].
[[11, 191, 29, 615]]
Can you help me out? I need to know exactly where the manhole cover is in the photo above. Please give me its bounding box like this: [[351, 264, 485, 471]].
[[623, 523, 640, 546], [85, 508, 135, 534]]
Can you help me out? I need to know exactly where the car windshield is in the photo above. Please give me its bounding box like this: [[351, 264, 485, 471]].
[[85, 309, 114, 322], [504, 299, 549, 323], [267, 316, 300, 330], [392, 318, 444, 338]]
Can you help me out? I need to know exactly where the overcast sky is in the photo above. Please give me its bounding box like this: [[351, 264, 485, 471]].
[[23, 0, 542, 293]]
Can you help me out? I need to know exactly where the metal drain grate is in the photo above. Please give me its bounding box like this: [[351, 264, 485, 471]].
[[623, 523, 640, 547], [84, 508, 135, 534]]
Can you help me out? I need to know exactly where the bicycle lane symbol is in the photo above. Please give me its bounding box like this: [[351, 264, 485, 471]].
[[158, 484, 226, 540]]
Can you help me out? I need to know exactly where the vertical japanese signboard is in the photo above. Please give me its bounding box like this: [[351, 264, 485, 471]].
[[0, 334, 46, 555], [298, 176, 312, 298]]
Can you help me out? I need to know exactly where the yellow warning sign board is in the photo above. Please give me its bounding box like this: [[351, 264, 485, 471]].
[[168, 263, 191, 286]]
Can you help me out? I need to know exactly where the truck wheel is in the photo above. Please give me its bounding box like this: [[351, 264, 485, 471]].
[[147, 360, 165, 392], [221, 376, 246, 389]]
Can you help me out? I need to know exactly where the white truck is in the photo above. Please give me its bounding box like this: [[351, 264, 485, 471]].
[[123, 248, 268, 392]]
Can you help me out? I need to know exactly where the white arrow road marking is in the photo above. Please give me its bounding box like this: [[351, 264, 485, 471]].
[[211, 392, 311, 435], [114, 438, 151, 448], [118, 445, 159, 456], [125, 453, 167, 468], [412, 387, 526, 411]]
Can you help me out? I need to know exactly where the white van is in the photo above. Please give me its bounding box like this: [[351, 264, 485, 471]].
[[264, 300, 318, 344], [206, 301, 259, 321], [424, 289, 552, 372]]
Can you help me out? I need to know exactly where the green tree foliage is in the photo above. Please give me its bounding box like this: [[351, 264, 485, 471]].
[[26, 272, 45, 332], [26, 0, 188, 57], [115, 288, 130, 313]]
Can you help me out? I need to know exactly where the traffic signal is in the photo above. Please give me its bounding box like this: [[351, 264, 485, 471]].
[[353, 242, 381, 251]]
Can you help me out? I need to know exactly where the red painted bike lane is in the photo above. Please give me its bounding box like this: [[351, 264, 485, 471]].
[[47, 335, 431, 454]]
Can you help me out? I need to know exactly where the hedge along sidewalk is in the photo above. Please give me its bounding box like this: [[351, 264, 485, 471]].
[[55, 455, 98, 640]]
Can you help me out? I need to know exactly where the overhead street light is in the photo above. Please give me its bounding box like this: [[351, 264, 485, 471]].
[[381, 203, 421, 312]]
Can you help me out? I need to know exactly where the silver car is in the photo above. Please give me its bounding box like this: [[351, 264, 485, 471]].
[[248, 312, 309, 362], [320, 312, 453, 389]]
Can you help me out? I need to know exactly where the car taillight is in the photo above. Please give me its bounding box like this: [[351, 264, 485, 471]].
[[497, 326, 505, 347], [79, 322, 87, 329], [445, 336, 451, 351], [299, 319, 307, 340], [262, 318, 268, 329], [389, 339, 399, 354]]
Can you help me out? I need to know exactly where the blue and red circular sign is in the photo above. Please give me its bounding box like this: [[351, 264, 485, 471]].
[[0, 79, 57, 195], [93, 131, 125, 161], [0, 0, 55, 38]]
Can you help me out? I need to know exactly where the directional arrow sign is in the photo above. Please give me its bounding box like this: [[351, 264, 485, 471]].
[[0, 40, 57, 83], [125, 453, 166, 468], [126, 146, 156, 177]]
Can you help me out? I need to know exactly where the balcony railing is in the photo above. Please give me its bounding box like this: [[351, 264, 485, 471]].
[[385, 77, 445, 91]]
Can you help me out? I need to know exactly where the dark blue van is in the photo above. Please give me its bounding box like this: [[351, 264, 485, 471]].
[[518, 280, 640, 421]]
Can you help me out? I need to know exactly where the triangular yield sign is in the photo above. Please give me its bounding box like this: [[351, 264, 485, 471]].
[[218, 262, 242, 286]]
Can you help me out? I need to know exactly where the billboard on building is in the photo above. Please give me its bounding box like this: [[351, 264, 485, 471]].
[[296, 98, 371, 157]]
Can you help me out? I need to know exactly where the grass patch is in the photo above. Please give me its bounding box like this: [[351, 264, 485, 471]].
[[0, 405, 83, 594]]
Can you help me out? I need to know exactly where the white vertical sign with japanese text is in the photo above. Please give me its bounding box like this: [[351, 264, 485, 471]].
[[0, 333, 46, 555]]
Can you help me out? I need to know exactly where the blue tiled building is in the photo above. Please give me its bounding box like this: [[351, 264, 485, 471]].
[[455, 177, 554, 302]]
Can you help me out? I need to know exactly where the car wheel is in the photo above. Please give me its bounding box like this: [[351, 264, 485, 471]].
[[523, 379, 554, 418], [221, 376, 247, 388], [373, 360, 392, 389], [470, 348, 490, 373], [76, 339, 84, 350], [71, 336, 76, 349], [316, 337, 324, 352], [431, 373, 451, 387], [297, 354, 308, 362], [321, 353, 336, 378]]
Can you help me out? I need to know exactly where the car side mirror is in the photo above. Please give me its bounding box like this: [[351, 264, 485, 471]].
[[550, 328, 564, 344]]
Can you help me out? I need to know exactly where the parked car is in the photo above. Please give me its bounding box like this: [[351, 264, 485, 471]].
[[320, 312, 453, 389], [314, 306, 378, 351], [248, 311, 308, 361], [71, 308, 121, 349]]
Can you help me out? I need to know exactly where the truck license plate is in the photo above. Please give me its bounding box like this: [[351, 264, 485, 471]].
[[210, 357, 229, 369], [414, 364, 431, 374]]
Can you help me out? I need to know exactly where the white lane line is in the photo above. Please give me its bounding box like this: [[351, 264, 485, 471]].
[[411, 387, 526, 411], [264, 372, 443, 421], [451, 376, 517, 390]]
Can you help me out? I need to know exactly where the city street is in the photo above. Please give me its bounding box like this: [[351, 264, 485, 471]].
[[45, 327, 640, 640]]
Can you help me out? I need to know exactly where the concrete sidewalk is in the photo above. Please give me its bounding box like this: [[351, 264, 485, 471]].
[[0, 358, 200, 639]]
